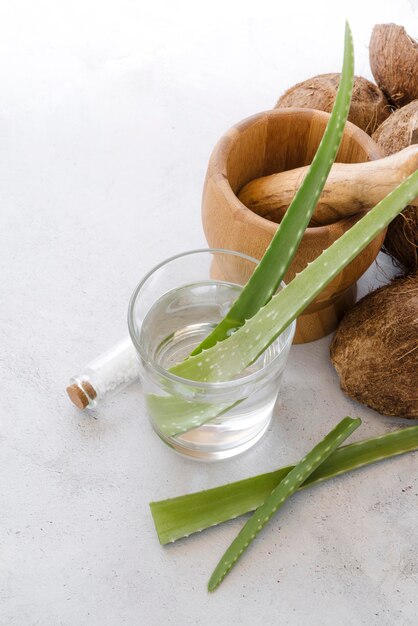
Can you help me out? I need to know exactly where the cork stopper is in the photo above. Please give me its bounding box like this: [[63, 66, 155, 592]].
[[66, 381, 97, 409]]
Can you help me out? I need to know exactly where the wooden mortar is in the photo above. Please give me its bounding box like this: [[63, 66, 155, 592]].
[[202, 108, 385, 343]]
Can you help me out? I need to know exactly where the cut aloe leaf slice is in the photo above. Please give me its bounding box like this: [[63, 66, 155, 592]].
[[150, 425, 418, 545]]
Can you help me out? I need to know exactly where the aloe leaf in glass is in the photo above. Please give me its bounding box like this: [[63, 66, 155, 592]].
[[148, 167, 418, 437], [147, 23, 418, 437], [150, 424, 418, 545], [190, 21, 354, 356], [145, 394, 236, 438], [171, 169, 418, 384]]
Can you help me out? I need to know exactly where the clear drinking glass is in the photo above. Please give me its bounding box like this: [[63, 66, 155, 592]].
[[128, 249, 295, 461]]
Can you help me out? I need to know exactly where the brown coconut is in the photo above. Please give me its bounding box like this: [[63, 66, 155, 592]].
[[276, 73, 391, 135], [372, 100, 418, 274], [331, 274, 418, 419], [373, 100, 418, 152], [369, 24, 418, 107]]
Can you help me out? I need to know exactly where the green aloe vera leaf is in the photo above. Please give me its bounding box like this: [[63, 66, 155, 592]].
[[189, 22, 354, 356], [171, 168, 418, 384], [145, 394, 237, 437], [150, 424, 418, 545], [151, 168, 418, 438], [207, 416, 361, 591]]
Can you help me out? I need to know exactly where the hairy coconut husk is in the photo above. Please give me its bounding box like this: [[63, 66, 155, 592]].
[[331, 274, 418, 418], [369, 24, 418, 107], [383, 206, 418, 275], [276, 73, 391, 135], [372, 101, 418, 273]]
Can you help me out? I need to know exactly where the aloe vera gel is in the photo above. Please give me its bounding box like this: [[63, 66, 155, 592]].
[[128, 249, 295, 460]]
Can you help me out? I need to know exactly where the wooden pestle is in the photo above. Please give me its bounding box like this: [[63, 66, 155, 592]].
[[238, 145, 418, 226]]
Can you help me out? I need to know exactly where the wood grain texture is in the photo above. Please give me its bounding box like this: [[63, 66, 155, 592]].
[[238, 145, 418, 226], [202, 108, 386, 343]]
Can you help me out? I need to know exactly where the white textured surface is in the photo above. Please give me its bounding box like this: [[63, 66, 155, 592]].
[[1, 1, 418, 624]]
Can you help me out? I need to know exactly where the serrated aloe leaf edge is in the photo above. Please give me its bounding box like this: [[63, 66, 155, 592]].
[[207, 417, 361, 591], [190, 21, 354, 356], [150, 424, 418, 545], [171, 168, 418, 384]]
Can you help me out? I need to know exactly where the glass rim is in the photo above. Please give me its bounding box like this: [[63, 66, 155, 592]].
[[127, 248, 295, 389]]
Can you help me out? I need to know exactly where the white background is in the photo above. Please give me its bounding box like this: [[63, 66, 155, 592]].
[[1, 1, 418, 624]]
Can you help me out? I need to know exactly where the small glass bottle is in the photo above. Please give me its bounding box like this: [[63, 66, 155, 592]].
[[66, 337, 140, 410]]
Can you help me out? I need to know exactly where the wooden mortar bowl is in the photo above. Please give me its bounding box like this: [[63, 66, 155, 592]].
[[202, 108, 385, 343]]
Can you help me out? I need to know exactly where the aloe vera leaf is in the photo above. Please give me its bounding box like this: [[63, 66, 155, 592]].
[[153, 169, 418, 438], [172, 168, 418, 384], [145, 394, 236, 437], [190, 22, 354, 356], [150, 424, 418, 545], [207, 416, 361, 591]]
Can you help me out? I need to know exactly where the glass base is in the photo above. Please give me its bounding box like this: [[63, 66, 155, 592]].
[[153, 410, 273, 461]]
